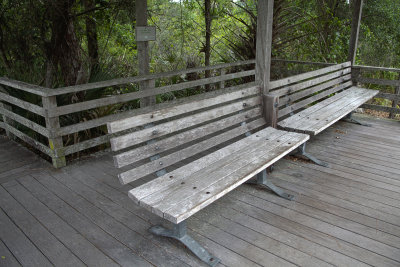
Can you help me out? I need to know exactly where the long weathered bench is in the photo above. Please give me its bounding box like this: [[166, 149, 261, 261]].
[[107, 83, 309, 266], [266, 62, 379, 166]]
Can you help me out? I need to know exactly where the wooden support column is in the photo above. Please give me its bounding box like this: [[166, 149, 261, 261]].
[[390, 73, 400, 119], [255, 0, 275, 127], [42, 96, 66, 168], [348, 0, 363, 65], [136, 0, 156, 108]]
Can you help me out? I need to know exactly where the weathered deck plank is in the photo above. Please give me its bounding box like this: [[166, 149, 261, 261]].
[[0, 114, 399, 267]]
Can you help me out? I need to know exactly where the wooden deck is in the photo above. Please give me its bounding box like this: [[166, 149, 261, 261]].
[[0, 114, 399, 267]]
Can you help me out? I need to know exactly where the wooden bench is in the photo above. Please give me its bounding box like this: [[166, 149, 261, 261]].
[[107, 83, 309, 266], [266, 62, 379, 166]]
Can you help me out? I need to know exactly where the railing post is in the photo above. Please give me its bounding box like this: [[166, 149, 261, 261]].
[[42, 95, 66, 168], [351, 67, 361, 86], [220, 68, 226, 89], [390, 73, 400, 119], [0, 89, 16, 140]]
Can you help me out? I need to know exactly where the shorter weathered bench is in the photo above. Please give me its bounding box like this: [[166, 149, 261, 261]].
[[266, 62, 379, 166], [107, 83, 309, 266]]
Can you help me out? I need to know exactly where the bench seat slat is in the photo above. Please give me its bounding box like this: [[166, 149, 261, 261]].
[[163, 133, 308, 223], [138, 128, 288, 211], [128, 127, 279, 202], [108, 84, 259, 133], [282, 87, 370, 130], [118, 118, 266, 184], [278, 87, 379, 135], [111, 95, 261, 151], [114, 107, 262, 168], [278, 87, 357, 128], [129, 129, 308, 224]]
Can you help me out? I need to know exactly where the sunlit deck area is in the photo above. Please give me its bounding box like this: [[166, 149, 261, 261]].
[[0, 114, 399, 267]]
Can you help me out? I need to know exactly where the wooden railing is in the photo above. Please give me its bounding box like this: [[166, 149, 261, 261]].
[[352, 65, 400, 118], [2, 59, 398, 168], [0, 60, 255, 167]]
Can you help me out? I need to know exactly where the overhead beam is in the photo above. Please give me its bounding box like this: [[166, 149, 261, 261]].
[[255, 0, 274, 94], [136, 0, 156, 107], [348, 0, 363, 65]]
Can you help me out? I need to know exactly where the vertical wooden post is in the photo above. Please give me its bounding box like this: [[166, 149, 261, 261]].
[[220, 68, 225, 89], [255, 0, 275, 127], [263, 94, 279, 128], [389, 73, 400, 119], [0, 88, 15, 139], [348, 0, 363, 65], [42, 96, 66, 168], [136, 0, 156, 108]]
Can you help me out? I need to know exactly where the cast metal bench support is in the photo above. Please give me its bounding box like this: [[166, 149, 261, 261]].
[[342, 112, 371, 127], [294, 143, 329, 167], [247, 169, 294, 201], [149, 221, 220, 267]]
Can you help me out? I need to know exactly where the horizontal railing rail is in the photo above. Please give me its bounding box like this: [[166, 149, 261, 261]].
[[0, 60, 256, 167], [352, 65, 400, 118]]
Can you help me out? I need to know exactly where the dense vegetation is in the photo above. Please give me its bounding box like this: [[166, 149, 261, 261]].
[[1, 0, 399, 86]]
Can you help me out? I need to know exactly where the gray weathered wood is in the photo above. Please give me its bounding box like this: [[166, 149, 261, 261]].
[[362, 104, 400, 114], [264, 94, 278, 128], [0, 77, 50, 96], [111, 96, 261, 151], [357, 76, 400, 87], [348, 0, 363, 64], [50, 69, 255, 117], [0, 91, 46, 116], [114, 107, 262, 168], [352, 65, 400, 73], [270, 62, 351, 90], [255, 0, 274, 93], [390, 73, 400, 118], [42, 96, 66, 168], [45, 60, 256, 97]]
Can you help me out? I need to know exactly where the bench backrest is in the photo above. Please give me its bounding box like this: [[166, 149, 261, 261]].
[[269, 62, 353, 120], [107, 83, 265, 186]]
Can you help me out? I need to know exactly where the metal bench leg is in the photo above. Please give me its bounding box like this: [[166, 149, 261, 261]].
[[342, 112, 371, 127], [247, 169, 294, 201], [295, 143, 329, 167], [149, 221, 220, 267]]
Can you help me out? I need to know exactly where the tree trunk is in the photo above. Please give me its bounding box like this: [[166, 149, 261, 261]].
[[84, 0, 99, 78]]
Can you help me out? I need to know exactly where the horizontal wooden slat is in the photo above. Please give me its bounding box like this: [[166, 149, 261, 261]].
[[357, 77, 400, 87], [58, 83, 255, 136], [0, 107, 49, 137], [272, 68, 351, 97], [114, 107, 262, 168], [362, 104, 400, 114], [164, 133, 309, 224], [278, 75, 351, 107], [278, 81, 353, 118], [110, 96, 261, 151], [108, 85, 259, 133], [57, 83, 258, 136], [118, 118, 265, 184], [46, 60, 256, 97], [376, 93, 400, 101], [353, 65, 400, 73], [0, 78, 50, 97], [271, 59, 336, 67], [0, 92, 46, 116], [3, 124, 53, 156], [129, 127, 279, 202], [51, 70, 255, 117], [63, 134, 111, 156], [278, 86, 357, 128], [270, 62, 351, 90]]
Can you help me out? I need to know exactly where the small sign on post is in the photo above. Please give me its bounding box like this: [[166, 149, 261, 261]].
[[136, 26, 156, 42]]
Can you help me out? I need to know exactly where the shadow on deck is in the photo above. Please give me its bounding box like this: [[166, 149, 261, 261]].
[[0, 114, 399, 267]]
